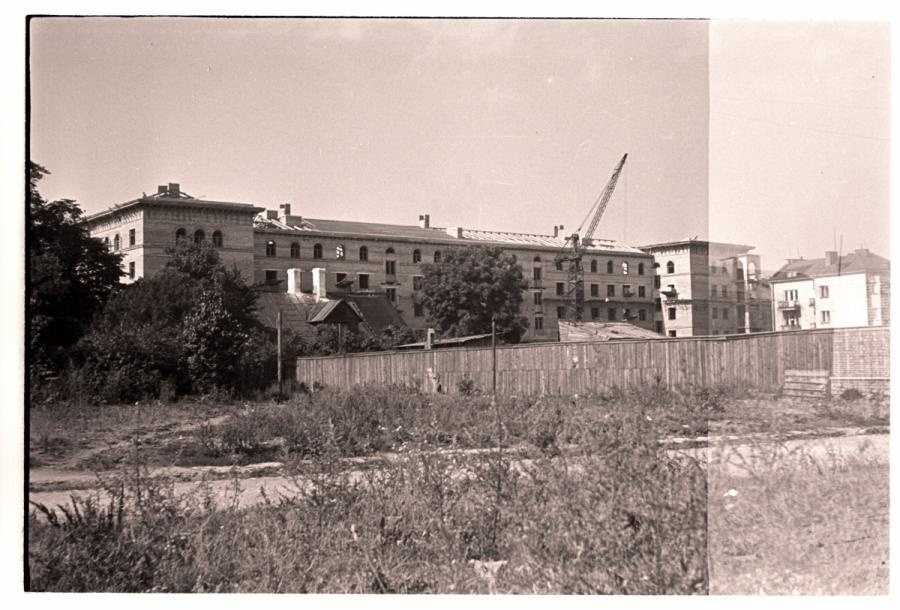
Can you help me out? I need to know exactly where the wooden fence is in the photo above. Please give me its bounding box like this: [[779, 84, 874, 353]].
[[295, 326, 889, 396]]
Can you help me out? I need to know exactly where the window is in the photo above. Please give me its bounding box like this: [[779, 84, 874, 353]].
[[386, 287, 396, 303], [175, 228, 186, 242], [606, 260, 614, 274], [668, 307, 676, 320], [359, 246, 369, 261], [784, 289, 798, 301], [608, 308, 616, 321], [385, 260, 396, 276], [103, 236, 110, 248], [819, 285, 830, 298], [556, 282, 565, 296], [434, 251, 442, 263], [711, 286, 718, 297], [313, 243, 323, 259], [336, 272, 347, 285], [736, 289, 744, 302], [534, 316, 544, 331], [737, 305, 746, 321], [590, 259, 598, 273], [358, 274, 370, 290], [533, 267, 542, 281], [722, 308, 729, 320], [666, 261, 675, 274], [621, 261, 629, 275], [557, 306, 565, 319], [712, 307, 718, 319], [590, 284, 599, 297], [129, 229, 136, 246], [736, 266, 745, 281], [533, 255, 542, 262], [607, 284, 615, 297], [386, 247, 395, 256], [638, 309, 646, 321], [194, 229, 205, 244], [113, 234, 121, 250], [533, 292, 543, 306], [335, 244, 345, 259], [638, 263, 645, 276], [624, 308, 631, 319], [721, 286, 728, 298], [654, 276, 661, 289], [128, 261, 135, 278], [553, 259, 562, 271], [266, 240, 276, 257], [290, 242, 300, 258], [413, 276, 423, 291], [213, 231, 223, 248], [265, 270, 278, 285], [414, 302, 424, 318], [821, 310, 831, 324], [656, 321, 664, 333], [591, 307, 599, 320], [623, 285, 632, 297], [668, 330, 677, 338], [413, 249, 421, 263], [638, 286, 646, 298]]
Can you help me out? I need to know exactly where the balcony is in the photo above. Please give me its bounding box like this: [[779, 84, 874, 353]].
[[660, 288, 678, 298], [777, 300, 800, 310]]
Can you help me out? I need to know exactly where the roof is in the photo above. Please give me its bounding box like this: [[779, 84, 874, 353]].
[[342, 294, 407, 331], [253, 215, 645, 254], [769, 250, 890, 282], [85, 187, 264, 224], [558, 321, 663, 342], [639, 239, 755, 256], [397, 333, 494, 350], [308, 300, 363, 325]]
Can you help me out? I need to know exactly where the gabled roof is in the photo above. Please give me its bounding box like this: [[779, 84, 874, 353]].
[[85, 188, 264, 224], [308, 300, 363, 325], [770, 250, 890, 282]]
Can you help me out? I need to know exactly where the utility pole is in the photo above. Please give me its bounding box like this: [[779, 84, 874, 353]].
[[276, 310, 283, 396], [491, 316, 497, 400]]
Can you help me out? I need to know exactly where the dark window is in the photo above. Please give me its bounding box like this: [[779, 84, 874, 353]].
[[590, 259, 597, 273], [638, 309, 646, 321], [290, 242, 300, 258], [413, 249, 421, 263], [359, 246, 369, 261], [722, 286, 728, 298], [606, 260, 613, 274], [414, 302, 424, 317], [556, 282, 565, 296], [623, 285, 632, 297], [624, 308, 631, 319], [359, 274, 369, 289], [103, 236, 110, 248], [533, 267, 542, 281], [534, 316, 544, 331], [413, 276, 423, 291], [668, 307, 676, 320], [213, 231, 223, 248], [434, 251, 442, 263], [386, 288, 396, 303], [555, 260, 563, 271], [128, 229, 136, 246], [638, 262, 645, 275], [175, 228, 186, 242], [608, 308, 616, 321], [386, 247, 395, 256], [335, 244, 345, 259], [313, 243, 323, 259], [534, 292, 543, 306], [723, 308, 729, 320], [667, 261, 675, 274], [654, 276, 661, 289], [194, 229, 205, 244], [266, 240, 276, 257], [656, 321, 663, 333], [590, 284, 599, 297], [737, 267, 745, 281], [265, 270, 278, 285], [385, 260, 396, 276], [712, 307, 718, 319], [668, 330, 677, 337], [557, 306, 565, 319], [336, 272, 347, 284], [607, 284, 615, 297], [638, 286, 646, 298], [113, 234, 121, 250], [128, 261, 135, 278], [591, 307, 599, 320], [533, 255, 541, 262]]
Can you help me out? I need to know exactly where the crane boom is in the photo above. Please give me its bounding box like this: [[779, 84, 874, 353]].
[[582, 153, 627, 243]]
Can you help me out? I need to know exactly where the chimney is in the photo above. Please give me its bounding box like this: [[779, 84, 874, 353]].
[[419, 214, 431, 229], [445, 226, 464, 239], [825, 251, 838, 266], [286, 268, 302, 294], [279, 203, 291, 217], [312, 267, 327, 301], [855, 248, 870, 257], [266, 210, 278, 220], [168, 183, 180, 195], [157, 185, 167, 195], [553, 225, 558, 237]]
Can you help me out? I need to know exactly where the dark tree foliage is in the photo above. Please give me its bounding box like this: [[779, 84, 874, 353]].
[[28, 162, 124, 373], [305, 324, 417, 356], [420, 245, 528, 343]]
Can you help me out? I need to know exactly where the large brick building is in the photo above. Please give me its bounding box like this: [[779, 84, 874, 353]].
[[85, 183, 658, 342]]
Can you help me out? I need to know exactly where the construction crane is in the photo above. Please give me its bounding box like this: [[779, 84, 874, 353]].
[[554, 153, 628, 323]]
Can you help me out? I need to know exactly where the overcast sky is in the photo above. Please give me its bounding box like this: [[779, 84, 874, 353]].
[[29, 18, 889, 270]]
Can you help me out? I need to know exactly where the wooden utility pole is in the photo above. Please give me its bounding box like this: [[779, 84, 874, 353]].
[[277, 310, 283, 395]]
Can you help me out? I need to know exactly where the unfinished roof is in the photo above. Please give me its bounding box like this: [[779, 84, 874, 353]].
[[558, 321, 663, 342], [396, 333, 494, 350], [770, 250, 890, 282]]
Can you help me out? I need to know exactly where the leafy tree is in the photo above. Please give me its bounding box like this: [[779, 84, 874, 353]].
[[28, 162, 123, 373], [420, 245, 528, 343]]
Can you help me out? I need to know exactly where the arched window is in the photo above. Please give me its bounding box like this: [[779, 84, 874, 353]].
[[290, 242, 300, 259], [194, 229, 205, 244], [606, 260, 613, 274], [533, 255, 541, 262], [590, 259, 598, 273], [413, 249, 422, 263], [386, 247, 395, 256], [336, 244, 345, 259], [113, 234, 121, 250], [266, 240, 276, 257], [666, 261, 675, 274], [313, 243, 323, 259], [434, 251, 442, 263], [638, 262, 644, 275], [359, 245, 368, 261], [621, 261, 629, 275], [103, 236, 110, 249], [175, 228, 186, 242], [212, 231, 223, 248]]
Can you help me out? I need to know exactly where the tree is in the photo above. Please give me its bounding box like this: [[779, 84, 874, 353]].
[[28, 162, 123, 373], [420, 245, 528, 343]]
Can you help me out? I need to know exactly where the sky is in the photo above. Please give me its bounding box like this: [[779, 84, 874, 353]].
[[28, 17, 889, 271]]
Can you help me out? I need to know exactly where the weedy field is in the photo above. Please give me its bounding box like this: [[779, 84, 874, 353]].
[[26, 384, 889, 593]]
